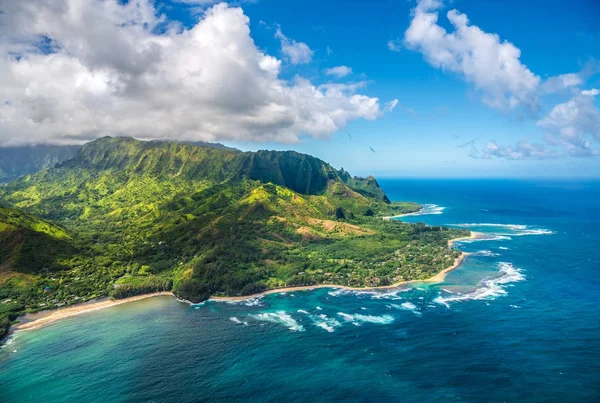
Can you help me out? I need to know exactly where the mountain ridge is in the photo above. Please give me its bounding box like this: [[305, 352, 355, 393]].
[[0, 137, 466, 338]]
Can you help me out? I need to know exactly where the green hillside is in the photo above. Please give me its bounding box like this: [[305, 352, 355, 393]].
[[0, 137, 467, 330]]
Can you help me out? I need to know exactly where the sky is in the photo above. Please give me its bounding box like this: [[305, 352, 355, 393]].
[[0, 0, 599, 177]]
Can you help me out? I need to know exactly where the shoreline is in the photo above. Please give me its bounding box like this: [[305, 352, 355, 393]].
[[211, 232, 477, 301], [11, 292, 173, 333], [382, 209, 424, 220], [9, 233, 477, 333]]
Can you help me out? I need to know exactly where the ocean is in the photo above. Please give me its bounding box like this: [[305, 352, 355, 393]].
[[1, 179, 599, 402]]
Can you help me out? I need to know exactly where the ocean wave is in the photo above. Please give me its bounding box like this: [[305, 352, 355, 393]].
[[312, 314, 342, 333], [250, 311, 305, 332], [472, 249, 500, 257], [455, 235, 513, 243], [434, 262, 525, 307], [1, 334, 16, 348], [402, 204, 446, 217], [295, 309, 341, 332], [327, 288, 409, 300], [337, 312, 395, 326], [230, 316, 248, 326], [450, 223, 555, 236], [387, 302, 421, 316], [213, 296, 264, 307]]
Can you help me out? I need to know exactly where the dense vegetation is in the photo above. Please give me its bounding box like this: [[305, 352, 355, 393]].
[[0, 137, 467, 336]]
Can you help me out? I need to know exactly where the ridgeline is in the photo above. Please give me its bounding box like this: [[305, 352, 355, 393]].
[[0, 137, 467, 338]]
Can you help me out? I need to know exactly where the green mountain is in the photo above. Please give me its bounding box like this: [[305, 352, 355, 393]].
[[0, 137, 467, 327], [0, 145, 80, 184], [0, 141, 238, 184]]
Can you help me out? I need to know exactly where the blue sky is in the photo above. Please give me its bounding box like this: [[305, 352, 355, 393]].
[[1, 0, 599, 177], [163, 0, 600, 177]]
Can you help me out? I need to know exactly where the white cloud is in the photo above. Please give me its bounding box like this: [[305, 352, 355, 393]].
[[472, 140, 560, 160], [275, 27, 313, 65], [384, 99, 399, 112], [387, 38, 402, 52], [0, 1, 383, 146], [536, 89, 600, 156], [404, 0, 540, 112], [324, 65, 352, 78], [541, 73, 583, 94]]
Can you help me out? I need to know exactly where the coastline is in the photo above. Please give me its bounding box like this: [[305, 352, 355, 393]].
[[211, 232, 478, 301], [11, 292, 173, 333], [9, 232, 478, 333], [382, 209, 424, 220]]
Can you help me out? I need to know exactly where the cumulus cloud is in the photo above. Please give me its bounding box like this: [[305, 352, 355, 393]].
[[387, 38, 402, 52], [324, 65, 353, 78], [540, 73, 583, 94], [275, 27, 313, 65], [471, 140, 560, 160], [404, 0, 540, 112], [0, 0, 383, 146], [536, 89, 600, 156]]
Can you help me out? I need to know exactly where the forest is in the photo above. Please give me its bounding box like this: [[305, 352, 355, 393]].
[[0, 137, 468, 337]]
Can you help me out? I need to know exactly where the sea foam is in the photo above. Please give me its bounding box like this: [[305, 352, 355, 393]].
[[230, 317, 249, 326], [402, 204, 446, 217], [450, 223, 555, 236], [251, 311, 305, 331], [387, 302, 421, 316], [434, 262, 525, 307], [472, 250, 500, 257], [337, 312, 395, 325]]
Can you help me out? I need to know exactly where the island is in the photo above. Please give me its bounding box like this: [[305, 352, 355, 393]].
[[0, 137, 469, 339]]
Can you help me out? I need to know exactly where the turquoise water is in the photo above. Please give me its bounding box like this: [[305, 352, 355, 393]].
[[2, 179, 599, 402]]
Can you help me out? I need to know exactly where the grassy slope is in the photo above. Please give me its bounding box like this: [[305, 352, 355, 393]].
[[0, 137, 467, 314]]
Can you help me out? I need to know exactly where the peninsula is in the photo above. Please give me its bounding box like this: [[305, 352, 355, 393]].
[[0, 137, 468, 339]]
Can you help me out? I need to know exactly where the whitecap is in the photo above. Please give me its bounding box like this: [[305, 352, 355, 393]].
[[387, 302, 421, 316], [337, 312, 395, 325], [499, 246, 510, 250], [434, 262, 525, 307], [316, 306, 323, 310], [449, 223, 554, 236], [297, 309, 309, 314], [250, 311, 305, 332], [472, 250, 500, 257], [401, 204, 446, 217], [311, 314, 342, 333], [230, 316, 242, 324], [1, 335, 16, 348], [218, 296, 264, 307]]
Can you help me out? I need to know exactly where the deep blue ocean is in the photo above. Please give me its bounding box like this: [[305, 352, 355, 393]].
[[2, 179, 599, 402]]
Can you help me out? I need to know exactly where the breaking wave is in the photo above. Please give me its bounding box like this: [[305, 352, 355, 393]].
[[337, 312, 395, 326], [230, 317, 248, 326], [434, 262, 525, 307], [296, 309, 341, 332], [214, 296, 264, 307], [450, 223, 555, 236], [472, 250, 500, 257], [250, 311, 305, 331], [402, 204, 446, 217], [387, 302, 421, 316]]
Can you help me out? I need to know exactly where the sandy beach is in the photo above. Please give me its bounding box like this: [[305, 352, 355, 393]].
[[12, 292, 174, 332], [10, 232, 477, 332]]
